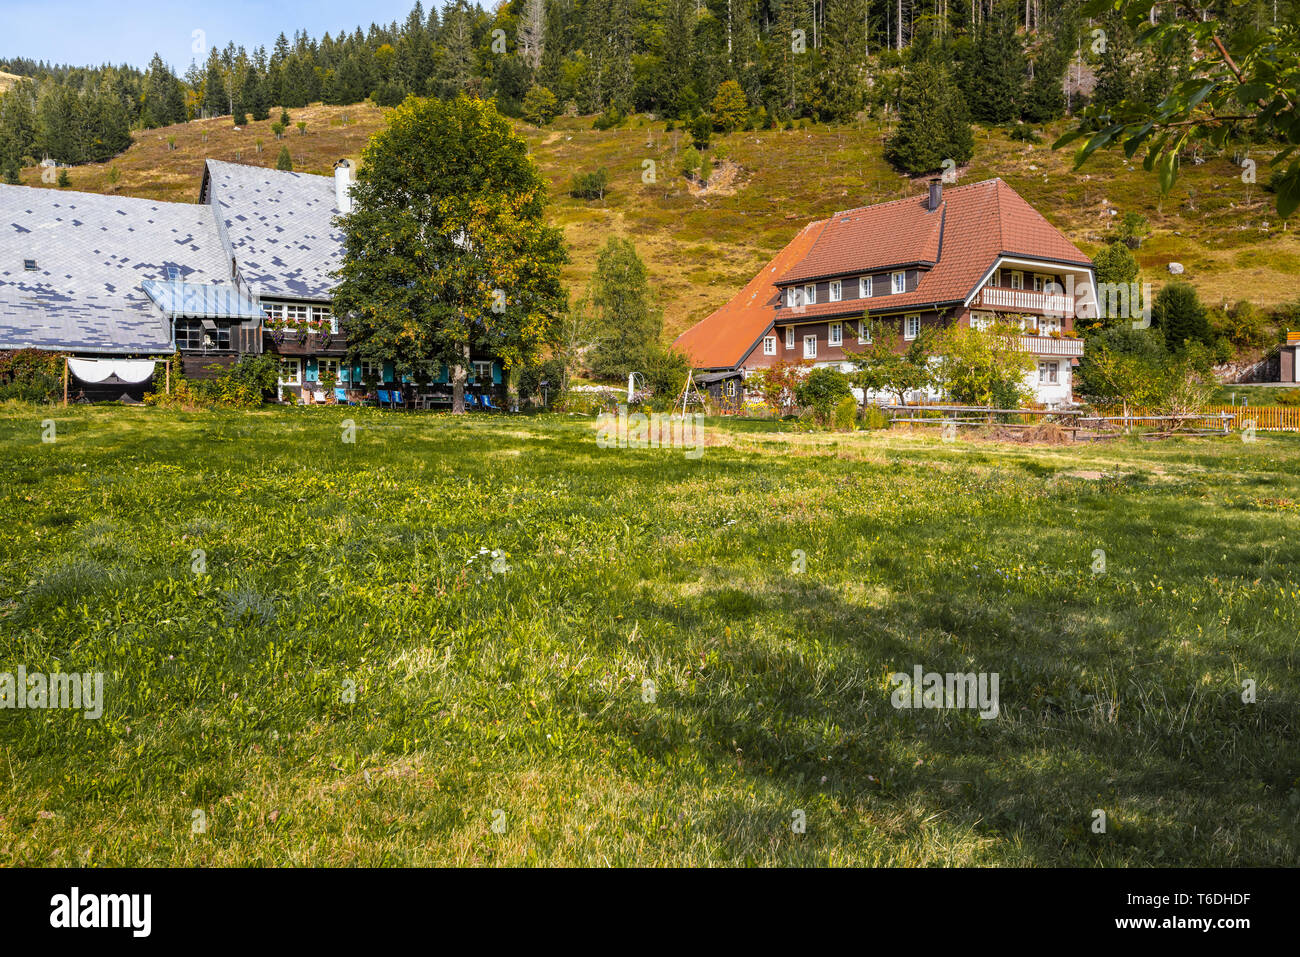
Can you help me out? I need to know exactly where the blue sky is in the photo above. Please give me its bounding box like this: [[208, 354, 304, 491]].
[[3, 0, 429, 72]]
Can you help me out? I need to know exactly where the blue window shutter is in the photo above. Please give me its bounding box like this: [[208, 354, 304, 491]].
[[492, 362, 503, 385], [306, 358, 318, 382], [383, 361, 394, 383], [436, 363, 449, 384]]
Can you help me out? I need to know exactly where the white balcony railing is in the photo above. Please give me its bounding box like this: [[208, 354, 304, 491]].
[[1017, 335, 1084, 357], [978, 287, 1074, 314]]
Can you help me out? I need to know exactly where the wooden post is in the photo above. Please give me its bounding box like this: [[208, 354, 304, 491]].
[[165, 357, 171, 395], [62, 356, 68, 406]]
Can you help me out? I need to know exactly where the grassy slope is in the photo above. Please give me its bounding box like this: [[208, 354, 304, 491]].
[[10, 104, 1298, 339], [0, 407, 1297, 865]]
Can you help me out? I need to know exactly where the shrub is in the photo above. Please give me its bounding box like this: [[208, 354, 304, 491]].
[[593, 107, 625, 130], [680, 146, 701, 178], [56, 169, 70, 187], [688, 112, 712, 150], [1117, 212, 1150, 249], [147, 353, 275, 409], [521, 86, 560, 126], [795, 367, 853, 425], [1216, 300, 1269, 350], [1007, 123, 1041, 143], [234, 111, 248, 126], [832, 394, 858, 431], [0, 349, 65, 402], [1092, 240, 1139, 288], [641, 345, 691, 400], [569, 168, 609, 200], [859, 404, 891, 429], [276, 146, 293, 171]]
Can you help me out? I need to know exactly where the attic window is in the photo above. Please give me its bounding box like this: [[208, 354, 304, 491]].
[[23, 259, 37, 271]]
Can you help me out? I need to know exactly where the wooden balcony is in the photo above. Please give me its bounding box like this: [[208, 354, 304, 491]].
[[1017, 334, 1084, 357], [265, 330, 349, 356], [977, 286, 1074, 315]]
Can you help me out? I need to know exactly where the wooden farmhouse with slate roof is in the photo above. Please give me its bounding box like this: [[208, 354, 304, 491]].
[[674, 178, 1096, 409], [0, 159, 507, 403]]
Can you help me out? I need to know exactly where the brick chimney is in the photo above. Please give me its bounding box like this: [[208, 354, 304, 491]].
[[927, 178, 942, 212]]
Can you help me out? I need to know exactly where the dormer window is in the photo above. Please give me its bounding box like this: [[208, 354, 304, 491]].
[[892, 271, 906, 294], [23, 259, 36, 271], [859, 276, 872, 298], [804, 284, 816, 305], [828, 280, 842, 302]]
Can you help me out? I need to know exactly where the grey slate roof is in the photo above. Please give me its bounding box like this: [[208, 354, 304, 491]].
[[201, 159, 343, 302], [0, 184, 233, 353]]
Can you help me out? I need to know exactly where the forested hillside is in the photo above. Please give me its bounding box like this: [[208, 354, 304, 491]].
[[3, 0, 1294, 176]]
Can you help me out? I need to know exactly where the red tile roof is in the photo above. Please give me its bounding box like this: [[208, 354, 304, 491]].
[[674, 178, 1092, 368], [673, 219, 827, 369]]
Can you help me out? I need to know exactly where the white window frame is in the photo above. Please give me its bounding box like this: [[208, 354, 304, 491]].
[[892, 271, 906, 294], [278, 357, 302, 386], [1032, 274, 1050, 293], [1041, 316, 1061, 335], [725, 379, 737, 397], [1010, 271, 1024, 290], [763, 336, 777, 356], [828, 321, 842, 346], [786, 287, 799, 308], [970, 311, 993, 332], [803, 334, 818, 359], [993, 269, 1002, 286], [360, 359, 383, 382], [859, 276, 873, 298], [804, 283, 817, 305], [472, 360, 493, 382], [785, 326, 795, 349], [828, 280, 842, 302], [858, 319, 870, 344], [316, 358, 340, 382], [1038, 360, 1059, 385], [904, 314, 920, 340]]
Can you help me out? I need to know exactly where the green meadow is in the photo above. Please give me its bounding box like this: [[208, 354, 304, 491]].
[[1, 406, 1297, 865]]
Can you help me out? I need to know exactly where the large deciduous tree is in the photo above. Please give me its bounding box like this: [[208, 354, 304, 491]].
[[332, 95, 568, 413]]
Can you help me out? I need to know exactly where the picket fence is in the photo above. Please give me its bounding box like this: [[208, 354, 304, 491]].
[[1094, 405, 1300, 432]]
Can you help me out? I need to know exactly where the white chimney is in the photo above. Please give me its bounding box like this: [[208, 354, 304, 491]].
[[334, 159, 353, 214]]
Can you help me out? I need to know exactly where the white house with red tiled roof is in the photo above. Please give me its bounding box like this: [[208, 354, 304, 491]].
[[674, 178, 1096, 408]]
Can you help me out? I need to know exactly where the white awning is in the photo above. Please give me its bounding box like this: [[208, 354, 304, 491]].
[[68, 358, 158, 384]]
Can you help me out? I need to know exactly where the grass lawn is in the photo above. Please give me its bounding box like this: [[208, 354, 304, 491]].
[[1, 406, 1297, 865]]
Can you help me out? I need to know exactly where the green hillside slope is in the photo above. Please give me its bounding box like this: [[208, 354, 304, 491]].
[[9, 103, 1294, 340]]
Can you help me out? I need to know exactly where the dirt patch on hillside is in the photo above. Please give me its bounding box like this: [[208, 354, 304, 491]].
[[688, 160, 744, 198]]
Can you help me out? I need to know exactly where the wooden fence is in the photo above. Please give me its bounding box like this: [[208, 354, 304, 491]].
[[1093, 405, 1300, 432], [1202, 405, 1300, 432]]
